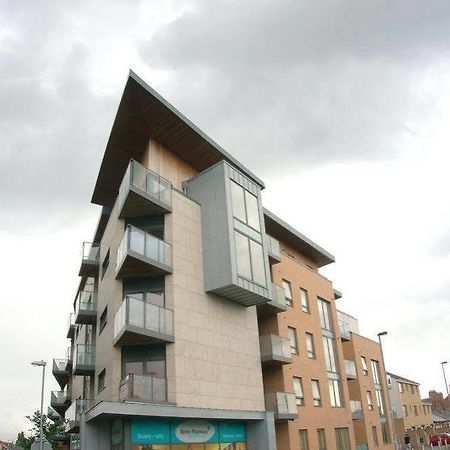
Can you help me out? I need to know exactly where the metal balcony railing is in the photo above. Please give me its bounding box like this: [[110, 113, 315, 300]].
[[74, 289, 97, 324], [73, 344, 95, 375], [65, 399, 89, 432], [119, 374, 168, 404], [51, 390, 71, 407]]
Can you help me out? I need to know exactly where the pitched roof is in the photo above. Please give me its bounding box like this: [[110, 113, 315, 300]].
[[387, 372, 420, 385], [92, 70, 264, 207]]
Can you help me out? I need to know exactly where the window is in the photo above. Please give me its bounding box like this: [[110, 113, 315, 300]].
[[293, 377, 304, 406], [322, 336, 337, 373], [98, 368, 106, 393], [306, 333, 315, 358], [299, 429, 309, 450], [371, 360, 380, 384], [329, 379, 342, 407], [318, 298, 332, 331], [367, 391, 374, 410], [230, 180, 260, 231], [121, 344, 166, 379], [372, 426, 379, 447], [300, 288, 309, 313], [414, 405, 418, 416], [288, 327, 298, 354], [311, 379, 322, 406], [335, 428, 350, 450], [375, 389, 384, 414], [234, 230, 266, 286], [101, 249, 110, 279], [399, 382, 403, 393], [282, 280, 293, 306], [381, 422, 390, 444], [317, 429, 327, 450], [361, 356, 368, 375], [99, 306, 107, 334]]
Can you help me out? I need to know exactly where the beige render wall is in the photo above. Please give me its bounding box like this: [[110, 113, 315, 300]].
[[165, 190, 265, 411]]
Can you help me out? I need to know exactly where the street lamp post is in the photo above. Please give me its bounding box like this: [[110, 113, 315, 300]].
[[377, 332, 398, 449], [442, 361, 449, 397], [31, 360, 46, 450]]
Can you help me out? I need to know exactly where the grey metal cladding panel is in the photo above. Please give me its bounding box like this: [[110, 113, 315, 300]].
[[185, 163, 234, 293], [211, 284, 269, 307]]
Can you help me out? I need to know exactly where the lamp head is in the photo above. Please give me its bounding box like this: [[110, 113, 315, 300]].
[[377, 331, 388, 337], [31, 360, 46, 367], [442, 361, 448, 365]]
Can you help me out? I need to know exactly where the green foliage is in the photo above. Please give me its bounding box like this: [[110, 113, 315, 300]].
[[15, 410, 66, 450]]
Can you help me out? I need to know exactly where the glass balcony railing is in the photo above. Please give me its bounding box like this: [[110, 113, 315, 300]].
[[114, 296, 174, 345], [79, 242, 100, 277], [67, 313, 76, 338], [65, 399, 89, 432], [345, 359, 357, 379], [117, 159, 172, 217], [270, 283, 285, 307], [350, 400, 363, 419], [116, 225, 172, 276], [65, 347, 73, 369], [119, 374, 168, 404], [53, 359, 69, 375], [74, 290, 97, 324], [339, 320, 351, 340], [73, 344, 95, 375], [51, 390, 71, 407], [265, 392, 298, 420], [265, 234, 281, 261], [260, 334, 292, 365]]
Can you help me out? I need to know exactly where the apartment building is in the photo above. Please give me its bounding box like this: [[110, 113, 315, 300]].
[[50, 70, 372, 450], [387, 373, 433, 447], [338, 312, 394, 450]]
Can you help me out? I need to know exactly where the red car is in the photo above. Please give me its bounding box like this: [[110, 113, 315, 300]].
[[430, 433, 450, 446]]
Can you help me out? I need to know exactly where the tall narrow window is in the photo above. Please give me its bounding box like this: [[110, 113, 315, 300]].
[[98, 368, 106, 393], [322, 336, 337, 373], [375, 389, 384, 414], [230, 180, 261, 231], [300, 288, 309, 313], [282, 280, 293, 306], [293, 377, 304, 406], [306, 333, 315, 358], [367, 391, 374, 410], [399, 382, 403, 393], [371, 360, 380, 384], [335, 428, 350, 450], [403, 405, 408, 416], [101, 249, 110, 280], [414, 405, 418, 416], [299, 430, 309, 450], [234, 231, 266, 286], [311, 380, 322, 406], [381, 423, 390, 444], [318, 298, 332, 331], [317, 429, 327, 450], [361, 356, 368, 375], [288, 327, 298, 355], [230, 180, 247, 223], [328, 379, 342, 407], [372, 426, 379, 447]]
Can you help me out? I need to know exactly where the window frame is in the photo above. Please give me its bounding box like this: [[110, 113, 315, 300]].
[[329, 379, 342, 408], [372, 426, 379, 447], [306, 332, 315, 359], [299, 429, 309, 450], [367, 390, 374, 410], [361, 356, 369, 375], [97, 368, 106, 393], [293, 377, 305, 406], [300, 287, 310, 313], [311, 379, 322, 407], [99, 306, 108, 334], [288, 327, 298, 355], [282, 279, 293, 307], [317, 428, 327, 450]]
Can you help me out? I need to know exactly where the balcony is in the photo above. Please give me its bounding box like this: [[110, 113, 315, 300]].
[[339, 320, 351, 341], [256, 283, 287, 316], [67, 313, 76, 339], [47, 406, 60, 422], [345, 359, 357, 379], [119, 374, 168, 404], [350, 400, 363, 419], [117, 159, 172, 218], [113, 296, 174, 346], [78, 242, 100, 277], [52, 359, 70, 389], [259, 334, 292, 367], [265, 392, 298, 420], [72, 344, 95, 376], [65, 399, 89, 433], [50, 390, 71, 416], [65, 347, 73, 371], [265, 234, 281, 264], [116, 225, 172, 278], [74, 290, 97, 325]]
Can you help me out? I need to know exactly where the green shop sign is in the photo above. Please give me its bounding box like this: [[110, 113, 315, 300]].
[[131, 418, 246, 444]]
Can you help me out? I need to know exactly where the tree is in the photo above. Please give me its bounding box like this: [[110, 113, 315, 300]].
[[15, 411, 66, 450]]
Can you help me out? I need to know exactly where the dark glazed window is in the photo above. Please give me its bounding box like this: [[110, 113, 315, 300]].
[[101, 249, 110, 280], [98, 368, 106, 392], [99, 306, 107, 334]]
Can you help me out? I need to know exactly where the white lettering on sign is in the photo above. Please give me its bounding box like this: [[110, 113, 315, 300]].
[[175, 419, 216, 443]]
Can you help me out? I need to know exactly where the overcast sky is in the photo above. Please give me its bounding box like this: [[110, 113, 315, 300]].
[[1, 0, 450, 441]]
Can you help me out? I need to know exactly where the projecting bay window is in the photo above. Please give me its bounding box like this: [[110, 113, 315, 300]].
[[230, 180, 261, 231], [234, 230, 266, 286]]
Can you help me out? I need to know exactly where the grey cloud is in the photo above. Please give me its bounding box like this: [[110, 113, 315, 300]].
[[139, 0, 449, 175]]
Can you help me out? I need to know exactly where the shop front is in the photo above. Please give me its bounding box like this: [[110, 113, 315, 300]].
[[130, 418, 247, 450]]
